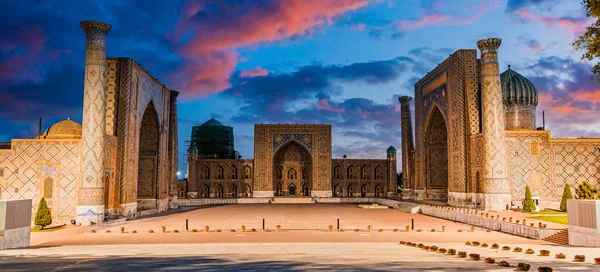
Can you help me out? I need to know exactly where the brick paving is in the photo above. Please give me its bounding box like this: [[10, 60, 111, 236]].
[[30, 204, 554, 246]]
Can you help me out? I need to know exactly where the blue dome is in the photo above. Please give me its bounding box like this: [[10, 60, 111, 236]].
[[501, 66, 538, 107], [387, 145, 397, 153], [201, 118, 225, 127]]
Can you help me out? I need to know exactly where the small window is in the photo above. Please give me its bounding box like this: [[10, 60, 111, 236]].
[[231, 166, 238, 179], [217, 166, 224, 179], [288, 169, 297, 179], [530, 140, 540, 156], [0, 167, 3, 177], [43, 177, 53, 199]]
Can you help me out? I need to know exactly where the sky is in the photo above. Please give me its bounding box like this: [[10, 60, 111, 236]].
[[0, 0, 598, 176]]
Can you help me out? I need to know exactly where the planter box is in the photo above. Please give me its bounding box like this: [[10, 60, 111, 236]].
[[567, 200, 600, 247]]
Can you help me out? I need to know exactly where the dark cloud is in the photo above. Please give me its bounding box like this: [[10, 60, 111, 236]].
[[222, 56, 415, 124], [505, 0, 558, 12], [0, 0, 181, 140], [216, 52, 443, 166]]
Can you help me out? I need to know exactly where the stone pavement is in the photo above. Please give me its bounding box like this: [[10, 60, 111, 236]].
[[1, 242, 599, 271], [30, 204, 555, 246]]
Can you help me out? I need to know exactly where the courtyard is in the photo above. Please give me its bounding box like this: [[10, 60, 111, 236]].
[[1, 204, 598, 271], [30, 204, 560, 246]]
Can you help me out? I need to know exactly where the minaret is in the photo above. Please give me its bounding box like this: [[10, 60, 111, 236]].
[[386, 146, 397, 197], [77, 20, 112, 225], [476, 38, 511, 211], [168, 90, 180, 197], [399, 96, 414, 198]]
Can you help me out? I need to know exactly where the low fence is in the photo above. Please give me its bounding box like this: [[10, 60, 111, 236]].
[[172, 197, 421, 213], [173, 198, 271, 206], [420, 205, 563, 240]]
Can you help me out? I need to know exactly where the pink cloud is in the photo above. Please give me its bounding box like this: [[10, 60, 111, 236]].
[[393, 1, 501, 31], [167, 0, 368, 97], [351, 23, 366, 31], [396, 14, 450, 30], [514, 7, 591, 37], [317, 98, 345, 113], [240, 67, 269, 77]]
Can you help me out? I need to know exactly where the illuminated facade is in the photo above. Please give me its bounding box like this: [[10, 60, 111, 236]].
[[0, 20, 178, 225], [187, 123, 397, 198], [402, 38, 600, 211]]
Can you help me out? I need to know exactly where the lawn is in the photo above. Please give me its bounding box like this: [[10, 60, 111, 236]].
[[31, 226, 66, 232], [528, 216, 568, 225], [526, 210, 566, 215]]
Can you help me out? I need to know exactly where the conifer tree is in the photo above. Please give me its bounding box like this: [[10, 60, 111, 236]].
[[523, 186, 536, 212], [575, 180, 600, 200], [34, 197, 52, 229], [560, 183, 573, 212]]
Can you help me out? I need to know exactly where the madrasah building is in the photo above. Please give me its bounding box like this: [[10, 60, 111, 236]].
[[400, 38, 600, 211], [184, 121, 398, 199], [0, 21, 179, 225]]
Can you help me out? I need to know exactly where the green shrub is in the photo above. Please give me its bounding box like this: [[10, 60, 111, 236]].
[[560, 183, 573, 212], [523, 186, 536, 212], [34, 198, 52, 229], [575, 181, 600, 200]]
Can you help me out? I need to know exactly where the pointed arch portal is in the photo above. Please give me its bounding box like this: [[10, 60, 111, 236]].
[[273, 140, 312, 197], [137, 101, 160, 201], [424, 105, 448, 199]]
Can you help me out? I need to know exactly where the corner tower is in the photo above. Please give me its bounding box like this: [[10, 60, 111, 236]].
[[399, 96, 415, 198], [386, 146, 398, 197], [77, 20, 112, 225], [476, 38, 511, 211]]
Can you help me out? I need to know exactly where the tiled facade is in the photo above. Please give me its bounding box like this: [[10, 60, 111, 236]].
[[402, 38, 600, 210], [0, 20, 178, 225], [186, 124, 397, 198]]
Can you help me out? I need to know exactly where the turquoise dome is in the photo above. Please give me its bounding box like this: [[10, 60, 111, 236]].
[[387, 145, 397, 153], [500, 66, 538, 107], [201, 118, 225, 127], [187, 145, 198, 153]]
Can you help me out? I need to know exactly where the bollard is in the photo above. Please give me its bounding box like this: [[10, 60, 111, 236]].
[[186, 219, 189, 231], [263, 218, 265, 230], [411, 218, 414, 230], [337, 218, 340, 230]]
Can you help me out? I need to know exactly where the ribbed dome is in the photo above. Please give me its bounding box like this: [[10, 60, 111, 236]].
[[201, 118, 225, 127], [39, 119, 82, 139], [500, 66, 538, 107], [387, 145, 397, 153], [187, 145, 198, 153]]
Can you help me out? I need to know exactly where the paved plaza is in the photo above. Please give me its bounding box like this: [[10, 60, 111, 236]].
[[30, 204, 558, 246], [3, 204, 597, 271], [2, 243, 600, 271]]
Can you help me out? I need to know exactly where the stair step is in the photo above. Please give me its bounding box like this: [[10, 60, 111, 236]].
[[542, 229, 569, 245]]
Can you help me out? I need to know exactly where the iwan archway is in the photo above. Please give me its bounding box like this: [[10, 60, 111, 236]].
[[137, 101, 160, 210], [424, 105, 448, 201], [272, 140, 312, 197]]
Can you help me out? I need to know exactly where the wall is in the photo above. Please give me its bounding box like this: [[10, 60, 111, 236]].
[[187, 159, 254, 198], [567, 199, 600, 247], [173, 198, 271, 206], [0, 139, 80, 222], [506, 131, 600, 210], [0, 199, 32, 250], [420, 205, 563, 239], [331, 158, 389, 197]]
